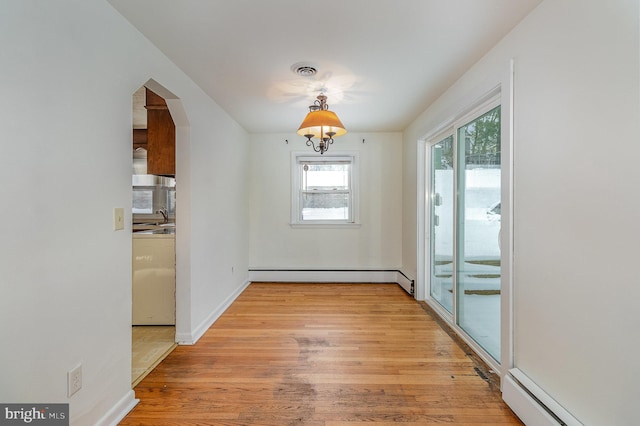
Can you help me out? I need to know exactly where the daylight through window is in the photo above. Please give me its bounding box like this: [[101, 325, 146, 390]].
[[292, 154, 358, 225]]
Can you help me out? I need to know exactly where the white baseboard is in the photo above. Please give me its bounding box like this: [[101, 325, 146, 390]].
[[176, 279, 251, 345], [503, 368, 583, 426], [95, 390, 138, 426], [248, 269, 414, 295], [395, 271, 414, 294], [503, 374, 558, 426]]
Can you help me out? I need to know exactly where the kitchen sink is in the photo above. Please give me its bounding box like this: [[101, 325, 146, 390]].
[[133, 227, 175, 235], [133, 223, 175, 233], [152, 227, 175, 234]]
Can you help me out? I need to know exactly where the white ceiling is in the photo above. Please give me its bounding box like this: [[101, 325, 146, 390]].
[[109, 0, 542, 134]]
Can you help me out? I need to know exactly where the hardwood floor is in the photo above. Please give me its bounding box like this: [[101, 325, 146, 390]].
[[120, 283, 522, 425]]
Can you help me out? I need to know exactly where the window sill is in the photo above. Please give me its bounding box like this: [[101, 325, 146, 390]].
[[290, 222, 362, 229]]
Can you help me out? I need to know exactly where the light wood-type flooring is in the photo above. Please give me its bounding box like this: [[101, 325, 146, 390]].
[[121, 283, 522, 425]]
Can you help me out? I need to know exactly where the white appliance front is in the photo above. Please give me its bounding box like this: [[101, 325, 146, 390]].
[[132, 234, 176, 325]]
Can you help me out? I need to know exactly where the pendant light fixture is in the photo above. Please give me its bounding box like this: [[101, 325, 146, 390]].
[[297, 94, 347, 155]]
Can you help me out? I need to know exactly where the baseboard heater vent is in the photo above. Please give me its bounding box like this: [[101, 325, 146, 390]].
[[503, 368, 582, 426], [396, 271, 414, 295]]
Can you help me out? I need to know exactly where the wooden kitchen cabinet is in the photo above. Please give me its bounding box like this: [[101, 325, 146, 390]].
[[132, 128, 147, 151], [145, 88, 175, 176]]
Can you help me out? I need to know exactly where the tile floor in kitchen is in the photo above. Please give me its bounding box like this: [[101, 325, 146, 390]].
[[131, 326, 176, 387]]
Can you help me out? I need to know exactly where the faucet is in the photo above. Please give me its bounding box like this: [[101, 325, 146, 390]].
[[156, 208, 168, 224]]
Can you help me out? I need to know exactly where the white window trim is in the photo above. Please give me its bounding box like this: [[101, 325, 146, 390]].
[[290, 151, 360, 228]]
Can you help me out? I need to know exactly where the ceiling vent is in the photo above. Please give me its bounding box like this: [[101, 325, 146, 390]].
[[291, 62, 318, 77]]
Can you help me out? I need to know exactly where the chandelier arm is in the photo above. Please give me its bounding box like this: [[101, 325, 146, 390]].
[[306, 138, 321, 153]]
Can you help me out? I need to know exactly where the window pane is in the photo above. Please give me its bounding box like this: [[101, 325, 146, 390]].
[[430, 136, 454, 313], [456, 105, 501, 362], [132, 188, 175, 215], [303, 164, 350, 191], [297, 159, 352, 222], [302, 192, 349, 220], [132, 189, 153, 214]]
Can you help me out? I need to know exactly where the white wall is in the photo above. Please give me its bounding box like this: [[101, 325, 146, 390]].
[[0, 1, 249, 424], [403, 0, 640, 424], [249, 132, 403, 271]]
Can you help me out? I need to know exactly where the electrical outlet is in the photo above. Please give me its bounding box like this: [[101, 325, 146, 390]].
[[68, 364, 82, 397]]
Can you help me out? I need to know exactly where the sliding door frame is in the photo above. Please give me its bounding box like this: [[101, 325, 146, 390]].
[[416, 60, 515, 384]]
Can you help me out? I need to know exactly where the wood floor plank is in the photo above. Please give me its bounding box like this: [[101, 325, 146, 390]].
[[120, 283, 522, 425]]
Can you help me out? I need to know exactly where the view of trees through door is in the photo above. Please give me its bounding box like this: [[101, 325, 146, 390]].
[[428, 103, 501, 362]]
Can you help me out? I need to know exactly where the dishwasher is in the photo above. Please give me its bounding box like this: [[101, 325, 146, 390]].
[[132, 232, 176, 325]]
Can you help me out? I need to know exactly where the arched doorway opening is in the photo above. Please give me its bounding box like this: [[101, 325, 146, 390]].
[[130, 79, 190, 386]]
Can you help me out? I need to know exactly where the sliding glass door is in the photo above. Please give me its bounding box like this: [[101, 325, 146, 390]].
[[429, 136, 454, 313], [456, 106, 501, 361], [428, 103, 502, 362]]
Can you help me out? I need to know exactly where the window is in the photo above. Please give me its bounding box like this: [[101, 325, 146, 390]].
[[132, 179, 176, 218], [291, 153, 359, 226]]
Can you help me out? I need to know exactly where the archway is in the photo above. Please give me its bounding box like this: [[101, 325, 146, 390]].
[[130, 79, 191, 385]]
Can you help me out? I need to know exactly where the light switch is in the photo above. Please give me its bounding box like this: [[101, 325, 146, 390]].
[[113, 207, 125, 231]]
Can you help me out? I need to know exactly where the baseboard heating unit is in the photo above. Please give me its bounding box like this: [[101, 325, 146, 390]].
[[503, 368, 583, 426], [248, 269, 414, 295]]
